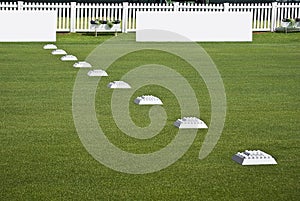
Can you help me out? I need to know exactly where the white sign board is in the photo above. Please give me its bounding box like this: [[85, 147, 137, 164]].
[[136, 11, 252, 42], [0, 11, 56, 42]]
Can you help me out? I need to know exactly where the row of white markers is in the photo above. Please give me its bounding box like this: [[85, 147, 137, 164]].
[[43, 44, 277, 166], [43, 43, 208, 129]]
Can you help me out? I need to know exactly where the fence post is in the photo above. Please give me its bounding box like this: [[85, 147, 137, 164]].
[[70, 2, 76, 33], [173, 2, 179, 11], [17, 1, 24, 10], [271, 2, 278, 32], [122, 2, 128, 33], [223, 3, 229, 12]]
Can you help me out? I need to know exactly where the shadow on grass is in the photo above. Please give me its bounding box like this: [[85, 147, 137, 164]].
[[81, 32, 117, 37]]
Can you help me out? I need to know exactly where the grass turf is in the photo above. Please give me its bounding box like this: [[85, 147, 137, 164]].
[[0, 32, 299, 200]]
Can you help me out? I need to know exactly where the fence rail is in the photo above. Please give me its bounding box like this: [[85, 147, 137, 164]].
[[0, 1, 299, 32]]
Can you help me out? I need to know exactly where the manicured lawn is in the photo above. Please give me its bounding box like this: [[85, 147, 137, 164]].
[[1, 32, 299, 200]]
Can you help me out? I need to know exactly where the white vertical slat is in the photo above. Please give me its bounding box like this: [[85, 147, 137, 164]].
[[62, 3, 66, 30], [24, 1, 28, 11], [260, 4, 264, 29], [110, 3, 114, 20], [128, 3, 132, 30], [95, 3, 99, 19], [81, 4, 85, 29], [264, 4, 268, 30], [118, 3, 122, 20], [284, 3, 288, 19], [110, 3, 113, 20], [278, 4, 282, 25], [76, 3, 80, 30], [103, 4, 107, 21], [94, 3, 98, 19], [116, 3, 119, 20], [257, 4, 261, 29], [108, 4, 111, 20], [133, 4, 137, 30], [278, 3, 282, 22], [111, 4, 114, 20], [88, 3, 92, 28], [253, 4, 257, 30], [262, 4, 266, 29], [79, 4, 83, 30], [261, 5, 265, 29], [99, 4, 103, 20], [258, 6, 262, 29], [58, 3, 62, 30], [84, 4, 88, 30], [55, 2, 59, 30], [265, 4, 269, 30], [91, 3, 95, 20], [75, 3, 78, 30], [284, 3, 287, 19], [269, 4, 272, 30], [114, 3, 119, 20], [23, 1, 28, 11], [291, 3, 294, 18], [66, 3, 69, 30], [114, 3, 118, 20]]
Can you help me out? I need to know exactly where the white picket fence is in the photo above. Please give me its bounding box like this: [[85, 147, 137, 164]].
[[0, 1, 299, 32]]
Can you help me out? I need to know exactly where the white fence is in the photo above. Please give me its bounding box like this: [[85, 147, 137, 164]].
[[0, 1, 299, 32]]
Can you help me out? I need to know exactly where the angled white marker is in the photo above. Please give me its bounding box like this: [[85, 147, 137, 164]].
[[174, 117, 208, 129], [52, 49, 67, 55], [134, 95, 163, 105], [61, 55, 78, 61], [73, 61, 92, 68], [87, 69, 108, 77], [107, 81, 131, 89], [232, 150, 277, 165], [43, 44, 57, 49]]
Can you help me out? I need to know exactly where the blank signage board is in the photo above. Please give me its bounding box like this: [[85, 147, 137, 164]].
[[0, 11, 56, 42], [136, 11, 252, 42]]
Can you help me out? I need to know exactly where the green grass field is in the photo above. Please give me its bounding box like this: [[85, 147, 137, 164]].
[[1, 32, 299, 200]]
